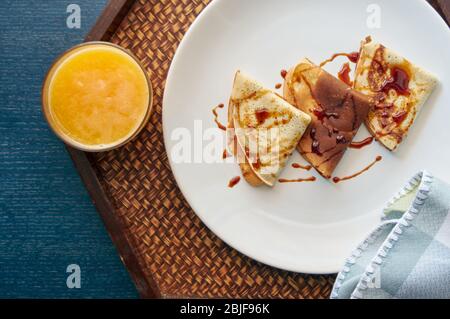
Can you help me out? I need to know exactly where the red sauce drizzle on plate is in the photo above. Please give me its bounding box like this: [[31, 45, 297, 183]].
[[319, 51, 360, 67], [279, 176, 316, 183], [212, 103, 227, 131], [347, 51, 360, 63], [228, 176, 241, 188], [280, 69, 288, 79], [349, 137, 374, 149], [292, 163, 312, 171], [333, 156, 382, 184]]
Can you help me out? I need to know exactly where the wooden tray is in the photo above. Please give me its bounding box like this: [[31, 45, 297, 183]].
[[68, 0, 450, 299]]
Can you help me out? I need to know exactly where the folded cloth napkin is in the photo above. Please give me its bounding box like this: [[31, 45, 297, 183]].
[[331, 171, 450, 299]]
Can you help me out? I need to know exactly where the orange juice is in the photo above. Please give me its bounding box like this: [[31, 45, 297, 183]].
[[42, 42, 152, 151]]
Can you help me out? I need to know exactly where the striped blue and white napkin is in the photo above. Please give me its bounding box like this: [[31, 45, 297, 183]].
[[331, 171, 450, 299]]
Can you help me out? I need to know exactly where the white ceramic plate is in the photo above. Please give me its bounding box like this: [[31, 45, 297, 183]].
[[163, 0, 450, 273]]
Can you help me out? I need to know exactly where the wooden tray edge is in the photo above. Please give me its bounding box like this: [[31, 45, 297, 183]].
[[436, 0, 450, 24]]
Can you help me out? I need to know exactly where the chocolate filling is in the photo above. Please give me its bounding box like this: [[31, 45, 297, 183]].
[[296, 68, 373, 178]]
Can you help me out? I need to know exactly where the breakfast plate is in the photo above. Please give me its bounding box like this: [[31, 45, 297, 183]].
[[163, 0, 450, 273]]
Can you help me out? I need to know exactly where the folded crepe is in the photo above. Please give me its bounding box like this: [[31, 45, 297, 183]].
[[228, 71, 311, 186], [284, 59, 374, 179], [354, 37, 438, 151]]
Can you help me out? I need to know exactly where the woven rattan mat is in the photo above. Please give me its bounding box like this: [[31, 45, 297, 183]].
[[89, 0, 335, 298]]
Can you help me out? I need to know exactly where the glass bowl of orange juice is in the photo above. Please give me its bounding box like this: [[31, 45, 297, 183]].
[[42, 42, 153, 152]]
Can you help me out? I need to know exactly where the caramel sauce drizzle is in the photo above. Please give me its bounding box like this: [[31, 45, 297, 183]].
[[378, 67, 410, 96], [292, 163, 313, 171], [212, 103, 227, 131], [255, 108, 270, 124], [349, 137, 374, 149], [319, 52, 360, 68], [222, 149, 230, 159], [338, 62, 353, 86], [228, 176, 241, 188], [279, 176, 316, 183], [332, 156, 382, 184], [367, 45, 414, 143], [319, 51, 359, 86]]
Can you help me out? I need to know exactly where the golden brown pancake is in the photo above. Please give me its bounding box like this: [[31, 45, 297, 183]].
[[228, 71, 311, 186], [354, 37, 438, 151], [284, 59, 374, 179]]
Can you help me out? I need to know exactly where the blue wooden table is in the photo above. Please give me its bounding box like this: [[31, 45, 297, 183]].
[[0, 0, 138, 298]]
